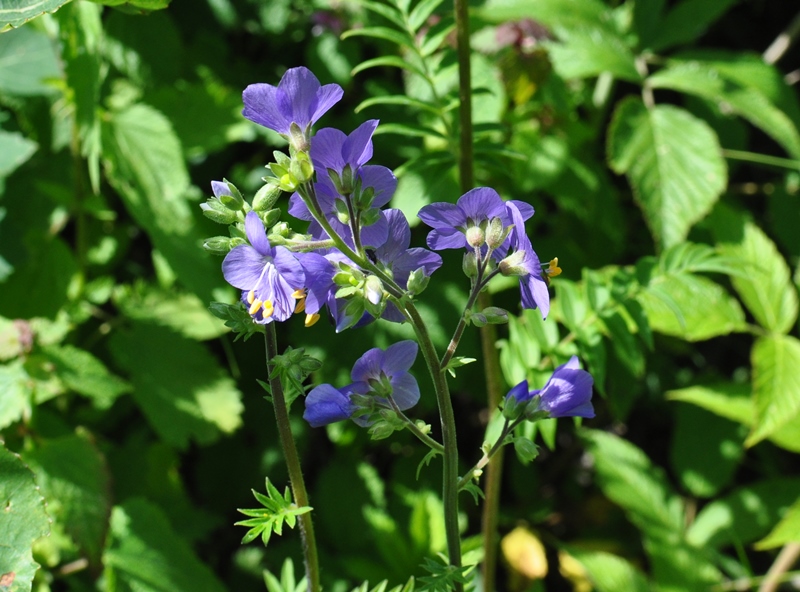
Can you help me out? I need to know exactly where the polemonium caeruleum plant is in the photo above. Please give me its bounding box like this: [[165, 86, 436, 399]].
[[202, 66, 594, 592]]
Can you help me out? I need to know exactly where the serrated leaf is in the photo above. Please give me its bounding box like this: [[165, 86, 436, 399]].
[[0, 360, 31, 430], [644, 537, 721, 590], [754, 499, 800, 550], [687, 477, 800, 549], [342, 26, 412, 50], [546, 25, 640, 82], [747, 334, 800, 447], [352, 55, 426, 79], [712, 213, 799, 334], [0, 26, 59, 94], [649, 0, 740, 53], [649, 60, 800, 159], [638, 274, 745, 341], [105, 498, 226, 592], [108, 323, 243, 449], [41, 344, 131, 405], [0, 131, 37, 179], [24, 433, 111, 566], [581, 429, 683, 538], [608, 98, 727, 248], [0, 443, 50, 592], [0, 0, 73, 30]]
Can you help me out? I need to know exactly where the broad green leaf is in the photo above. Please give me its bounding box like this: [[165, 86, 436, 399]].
[[0, 360, 30, 429], [114, 284, 229, 341], [649, 61, 800, 159], [40, 344, 131, 405], [108, 323, 243, 449], [670, 403, 744, 497], [581, 429, 684, 538], [649, 0, 740, 52], [0, 131, 37, 178], [546, 26, 641, 82], [747, 334, 800, 447], [568, 550, 649, 592], [104, 498, 226, 592], [602, 311, 645, 377], [608, 98, 727, 247], [667, 383, 800, 453], [687, 477, 800, 549], [0, 0, 72, 30], [712, 212, 799, 334], [644, 537, 721, 591], [631, 0, 666, 51], [638, 274, 745, 341], [24, 433, 111, 566], [0, 443, 50, 592], [754, 499, 800, 550], [87, 0, 171, 8], [0, 26, 60, 94]]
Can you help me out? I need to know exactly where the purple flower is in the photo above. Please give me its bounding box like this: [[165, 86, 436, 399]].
[[242, 67, 343, 137], [499, 201, 550, 319], [375, 209, 443, 290], [506, 356, 595, 419], [417, 187, 534, 253], [222, 211, 306, 324], [304, 341, 420, 427]]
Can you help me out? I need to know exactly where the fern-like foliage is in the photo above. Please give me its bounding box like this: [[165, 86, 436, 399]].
[[417, 556, 475, 591], [235, 479, 312, 546]]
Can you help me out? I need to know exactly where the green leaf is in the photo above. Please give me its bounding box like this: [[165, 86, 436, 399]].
[[608, 98, 727, 248], [408, 0, 445, 31], [0, 443, 50, 592], [24, 433, 111, 566], [581, 429, 684, 538], [105, 498, 226, 592], [373, 122, 447, 140], [602, 311, 644, 377], [687, 477, 800, 549], [670, 403, 744, 498], [476, 0, 615, 33], [358, 0, 405, 29], [40, 344, 131, 405], [747, 334, 800, 447], [568, 550, 649, 592], [355, 94, 441, 116], [649, 59, 800, 159], [754, 499, 800, 550], [649, 0, 740, 53], [0, 131, 37, 179], [115, 284, 229, 341], [638, 274, 745, 341], [341, 26, 413, 50], [0, 360, 30, 430], [352, 55, 426, 79], [108, 323, 243, 449], [644, 537, 721, 591], [546, 26, 641, 82], [0, 26, 59, 95], [236, 480, 311, 547], [711, 211, 799, 333], [0, 0, 73, 30]]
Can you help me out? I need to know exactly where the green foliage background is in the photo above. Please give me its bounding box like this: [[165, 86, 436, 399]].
[[1, 0, 799, 590]]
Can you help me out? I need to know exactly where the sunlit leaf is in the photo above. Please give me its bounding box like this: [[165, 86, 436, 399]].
[[0, 0, 72, 33], [755, 499, 800, 550], [0, 131, 37, 179]]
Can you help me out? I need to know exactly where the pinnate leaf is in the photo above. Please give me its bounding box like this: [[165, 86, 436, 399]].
[[608, 98, 727, 248]]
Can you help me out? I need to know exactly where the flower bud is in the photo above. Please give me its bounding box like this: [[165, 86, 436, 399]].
[[406, 267, 430, 295], [462, 251, 479, 278], [486, 217, 510, 248], [288, 122, 310, 152], [481, 307, 509, 325], [252, 184, 282, 211], [364, 275, 384, 306], [499, 251, 528, 277], [466, 225, 485, 248], [200, 200, 237, 224], [202, 236, 233, 255], [334, 199, 350, 224], [270, 221, 291, 238], [259, 208, 281, 228], [290, 151, 314, 184]]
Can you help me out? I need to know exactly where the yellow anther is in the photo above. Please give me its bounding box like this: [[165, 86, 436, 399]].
[[248, 299, 263, 315], [291, 289, 306, 299], [546, 257, 562, 277], [295, 298, 306, 314], [262, 300, 275, 318], [247, 289, 256, 305], [305, 313, 320, 327]]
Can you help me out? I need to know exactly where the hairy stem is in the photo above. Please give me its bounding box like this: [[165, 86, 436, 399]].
[[264, 326, 320, 592], [388, 396, 445, 453]]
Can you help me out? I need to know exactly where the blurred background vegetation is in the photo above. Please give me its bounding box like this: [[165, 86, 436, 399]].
[[1, 0, 800, 590]]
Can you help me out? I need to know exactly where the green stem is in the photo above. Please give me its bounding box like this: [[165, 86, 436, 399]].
[[264, 327, 320, 592], [454, 0, 473, 191], [388, 396, 445, 453], [722, 149, 800, 170], [458, 418, 520, 491]]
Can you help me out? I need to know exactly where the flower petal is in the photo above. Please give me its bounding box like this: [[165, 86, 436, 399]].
[[538, 368, 594, 418], [277, 67, 321, 128], [311, 83, 344, 125], [427, 227, 467, 250], [391, 248, 442, 288], [304, 383, 355, 427], [245, 211, 271, 255], [359, 211, 389, 248], [375, 209, 411, 262], [458, 187, 506, 222], [507, 199, 534, 222], [310, 127, 347, 172], [505, 379, 531, 403], [211, 180, 231, 198], [272, 246, 305, 290], [358, 166, 397, 208], [342, 119, 378, 168], [242, 83, 289, 134], [521, 275, 550, 319], [351, 346, 385, 382], [390, 371, 420, 411], [288, 192, 313, 221], [418, 202, 464, 229], [382, 340, 418, 374], [222, 246, 266, 290]]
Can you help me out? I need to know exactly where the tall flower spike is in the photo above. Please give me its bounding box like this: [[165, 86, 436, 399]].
[[242, 67, 343, 143], [222, 211, 306, 324]]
